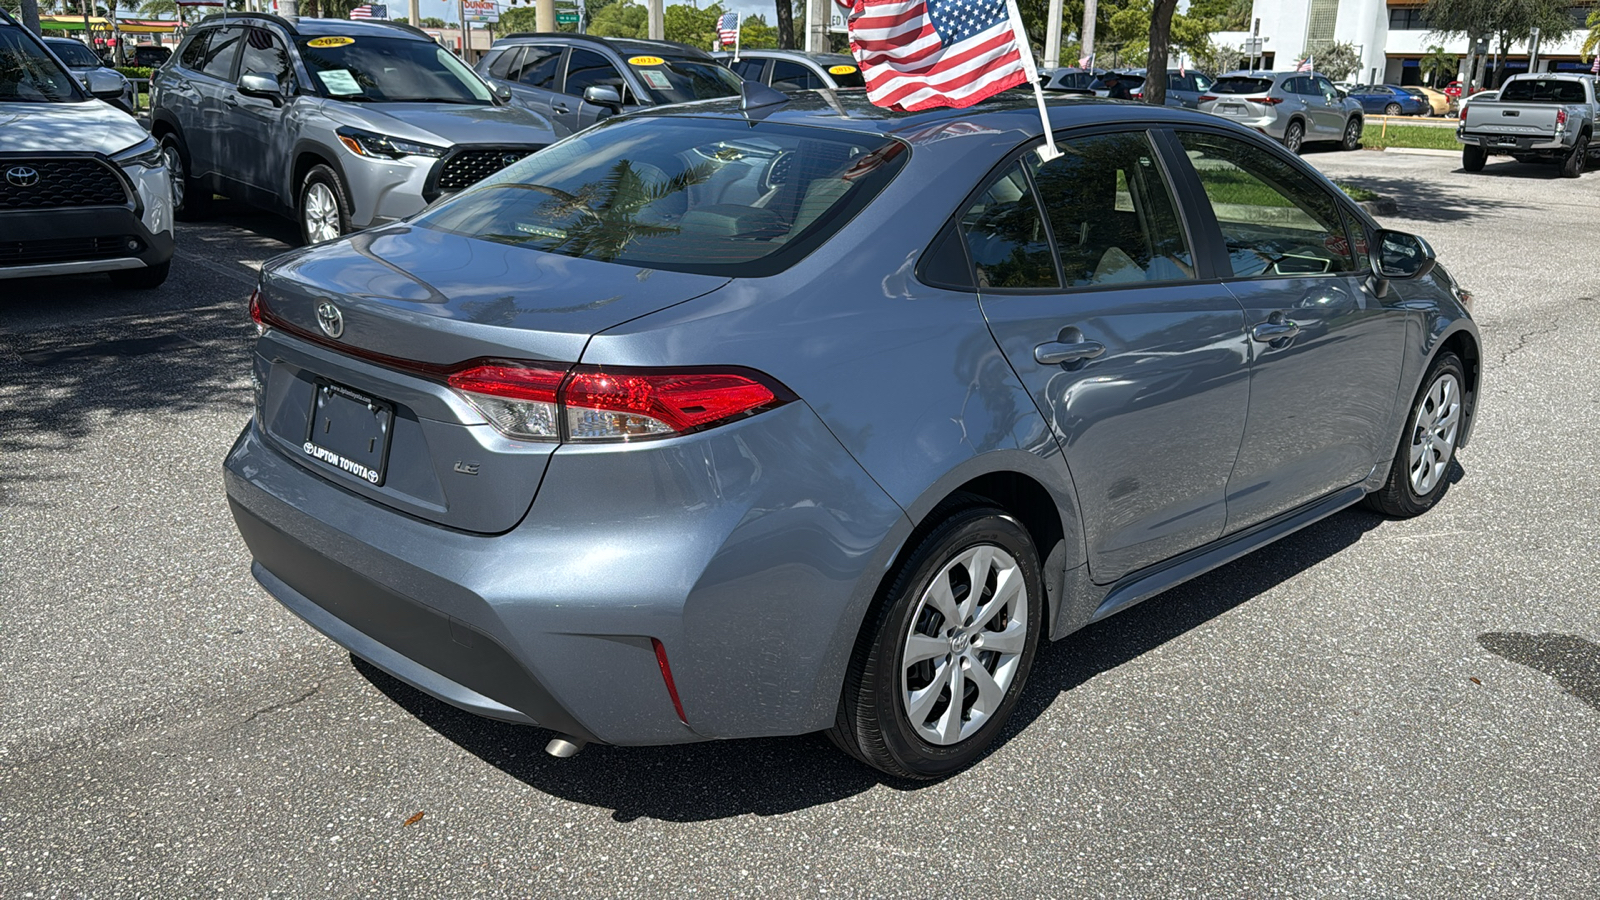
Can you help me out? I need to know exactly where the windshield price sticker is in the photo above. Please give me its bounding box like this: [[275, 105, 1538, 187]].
[[628, 56, 665, 66], [640, 70, 672, 90], [318, 69, 363, 95], [828, 64, 858, 75], [307, 36, 356, 48]]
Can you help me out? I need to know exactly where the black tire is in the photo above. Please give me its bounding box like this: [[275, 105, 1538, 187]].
[[1560, 133, 1588, 178], [160, 133, 211, 220], [828, 501, 1044, 780], [298, 164, 353, 246], [1364, 352, 1466, 518], [108, 260, 171, 289], [1384, 102, 1403, 116], [1282, 120, 1306, 155], [1341, 117, 1363, 151], [1462, 144, 1486, 172]]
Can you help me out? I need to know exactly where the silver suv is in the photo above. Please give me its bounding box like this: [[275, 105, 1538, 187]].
[[713, 49, 866, 91], [150, 13, 559, 244], [1199, 71, 1364, 154]]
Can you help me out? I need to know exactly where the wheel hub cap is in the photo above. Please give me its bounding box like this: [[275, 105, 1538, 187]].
[[1408, 372, 1461, 495], [900, 544, 1029, 746]]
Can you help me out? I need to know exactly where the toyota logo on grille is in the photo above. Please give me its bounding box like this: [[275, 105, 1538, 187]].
[[501, 152, 524, 168], [5, 166, 40, 188], [316, 301, 344, 339]]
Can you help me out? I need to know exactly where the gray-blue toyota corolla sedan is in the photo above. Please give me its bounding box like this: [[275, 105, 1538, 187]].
[[225, 91, 1481, 779]]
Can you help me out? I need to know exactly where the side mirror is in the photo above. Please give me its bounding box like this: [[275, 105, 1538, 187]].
[[583, 85, 622, 110], [238, 72, 285, 104], [85, 69, 125, 100], [1373, 229, 1436, 280]]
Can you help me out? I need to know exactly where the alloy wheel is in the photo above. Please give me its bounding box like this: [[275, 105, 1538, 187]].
[[900, 544, 1029, 746], [163, 144, 185, 210], [1285, 123, 1304, 154], [303, 183, 342, 244], [1409, 372, 1461, 495]]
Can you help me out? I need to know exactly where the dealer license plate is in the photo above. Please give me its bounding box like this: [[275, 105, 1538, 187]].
[[302, 380, 394, 486]]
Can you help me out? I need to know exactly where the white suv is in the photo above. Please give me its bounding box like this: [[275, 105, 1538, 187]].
[[0, 10, 175, 288]]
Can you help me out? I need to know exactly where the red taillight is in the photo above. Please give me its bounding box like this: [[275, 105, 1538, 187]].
[[1198, 94, 1217, 103], [651, 638, 688, 725], [1131, 91, 1144, 99], [248, 288, 265, 336], [1248, 96, 1284, 105], [1459, 105, 1468, 120], [1556, 108, 1568, 128], [446, 362, 783, 443]]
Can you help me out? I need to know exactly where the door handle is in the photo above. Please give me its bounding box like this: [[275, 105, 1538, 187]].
[[225, 94, 240, 106], [1251, 318, 1301, 342], [551, 102, 570, 113], [1034, 337, 1106, 366]]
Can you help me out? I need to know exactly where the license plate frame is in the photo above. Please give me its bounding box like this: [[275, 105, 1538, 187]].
[[301, 379, 395, 487]]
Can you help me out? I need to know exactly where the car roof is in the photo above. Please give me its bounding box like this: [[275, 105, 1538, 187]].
[[192, 13, 434, 41], [495, 32, 713, 60], [615, 89, 1226, 140]]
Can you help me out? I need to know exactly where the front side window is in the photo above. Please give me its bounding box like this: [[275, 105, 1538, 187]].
[[564, 47, 626, 98], [0, 25, 82, 102], [486, 46, 520, 80], [413, 117, 907, 277], [1177, 131, 1356, 277], [958, 160, 1058, 290], [296, 35, 492, 103], [200, 26, 245, 80], [47, 40, 100, 68], [238, 28, 290, 84], [1032, 131, 1192, 286]]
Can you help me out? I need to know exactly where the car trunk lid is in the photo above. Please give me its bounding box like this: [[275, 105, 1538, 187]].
[[253, 223, 730, 534]]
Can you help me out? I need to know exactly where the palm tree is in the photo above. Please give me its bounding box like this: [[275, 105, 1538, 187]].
[[1419, 44, 1456, 88], [1584, 8, 1600, 61]]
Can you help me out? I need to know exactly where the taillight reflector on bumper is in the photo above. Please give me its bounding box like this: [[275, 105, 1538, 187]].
[[449, 362, 786, 443]]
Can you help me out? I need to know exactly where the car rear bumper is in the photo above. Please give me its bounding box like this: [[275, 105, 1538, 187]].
[[1457, 132, 1567, 152], [223, 398, 909, 746]]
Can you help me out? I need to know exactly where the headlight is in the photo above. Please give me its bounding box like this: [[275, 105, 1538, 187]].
[[112, 136, 165, 170], [335, 127, 446, 159]]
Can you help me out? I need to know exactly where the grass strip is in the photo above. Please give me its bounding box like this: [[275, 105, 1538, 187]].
[[1359, 123, 1462, 151]]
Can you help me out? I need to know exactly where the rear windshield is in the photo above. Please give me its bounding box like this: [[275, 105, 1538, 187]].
[[1091, 74, 1145, 89], [414, 117, 907, 277], [47, 40, 100, 68], [1499, 79, 1587, 103], [625, 55, 743, 105], [0, 25, 83, 103], [1212, 77, 1274, 94], [295, 35, 492, 103]]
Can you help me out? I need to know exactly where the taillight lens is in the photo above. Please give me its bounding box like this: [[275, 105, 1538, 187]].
[[1198, 94, 1217, 103], [447, 363, 783, 443], [1249, 96, 1284, 105], [448, 364, 565, 440], [1556, 108, 1568, 128], [248, 288, 265, 336]]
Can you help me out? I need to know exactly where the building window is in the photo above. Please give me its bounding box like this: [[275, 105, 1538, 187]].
[[1388, 8, 1427, 30]]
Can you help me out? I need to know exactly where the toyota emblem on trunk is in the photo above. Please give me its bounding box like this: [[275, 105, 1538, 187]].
[[6, 166, 39, 188], [316, 301, 344, 339]]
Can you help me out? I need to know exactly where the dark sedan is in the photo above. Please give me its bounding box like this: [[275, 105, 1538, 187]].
[[226, 92, 1480, 780], [1349, 84, 1430, 116]]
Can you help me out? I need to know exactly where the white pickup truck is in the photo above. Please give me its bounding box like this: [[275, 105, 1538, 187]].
[[1457, 72, 1599, 177]]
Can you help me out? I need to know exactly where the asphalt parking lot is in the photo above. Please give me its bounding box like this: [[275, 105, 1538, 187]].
[[3, 150, 1598, 897]]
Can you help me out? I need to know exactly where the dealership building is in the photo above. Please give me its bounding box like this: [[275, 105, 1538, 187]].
[[1214, 0, 1597, 84]]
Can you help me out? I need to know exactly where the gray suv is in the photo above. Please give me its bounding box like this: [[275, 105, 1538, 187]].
[[713, 49, 866, 90], [150, 14, 559, 244], [477, 34, 743, 135], [1199, 71, 1364, 153], [43, 37, 135, 112]]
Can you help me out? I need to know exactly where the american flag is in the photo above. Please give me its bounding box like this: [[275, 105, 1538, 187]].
[[349, 4, 387, 19], [1591, 54, 1599, 75], [1295, 55, 1314, 72], [718, 12, 740, 46], [849, 0, 1031, 111]]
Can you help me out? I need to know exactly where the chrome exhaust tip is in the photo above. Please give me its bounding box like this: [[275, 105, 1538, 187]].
[[544, 735, 585, 758]]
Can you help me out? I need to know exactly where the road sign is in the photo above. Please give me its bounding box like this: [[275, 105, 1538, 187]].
[[462, 0, 498, 23], [828, 7, 847, 34], [556, 11, 579, 23]]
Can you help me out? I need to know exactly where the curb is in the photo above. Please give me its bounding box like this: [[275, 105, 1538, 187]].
[[1377, 147, 1460, 158]]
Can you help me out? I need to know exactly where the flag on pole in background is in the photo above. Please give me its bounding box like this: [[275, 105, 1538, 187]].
[[718, 12, 740, 47], [349, 4, 387, 19], [1296, 55, 1314, 72], [1591, 54, 1599, 75], [849, 0, 1032, 111]]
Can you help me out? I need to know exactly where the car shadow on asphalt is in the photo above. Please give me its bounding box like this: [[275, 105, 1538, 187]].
[[1478, 632, 1600, 711], [1319, 171, 1532, 224], [356, 502, 1407, 823]]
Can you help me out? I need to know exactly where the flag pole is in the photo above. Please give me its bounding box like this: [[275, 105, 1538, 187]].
[[1003, 0, 1061, 161]]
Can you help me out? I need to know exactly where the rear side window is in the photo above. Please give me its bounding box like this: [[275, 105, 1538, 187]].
[[1212, 77, 1273, 95], [1033, 131, 1192, 287], [1177, 131, 1356, 277], [771, 60, 824, 91], [730, 57, 766, 81], [959, 160, 1058, 289], [200, 26, 245, 80], [414, 117, 908, 277], [513, 45, 562, 88], [178, 29, 211, 70]]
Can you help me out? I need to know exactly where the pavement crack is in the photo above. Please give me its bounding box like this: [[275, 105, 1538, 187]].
[[237, 683, 322, 728], [1495, 325, 1558, 367]]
